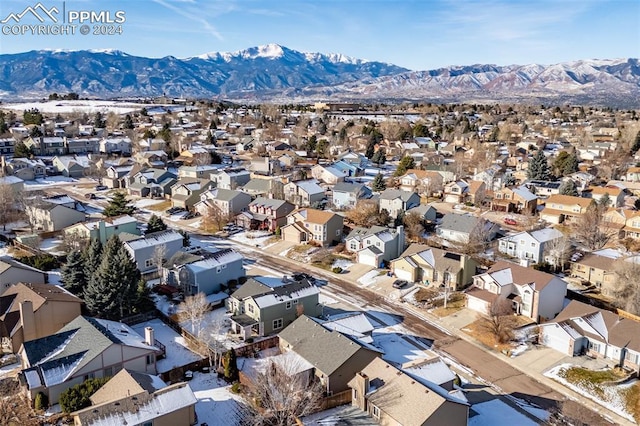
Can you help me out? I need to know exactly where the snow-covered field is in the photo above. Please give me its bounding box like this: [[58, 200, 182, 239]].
[[544, 363, 636, 422], [132, 319, 204, 374], [469, 399, 538, 426], [3, 100, 149, 114]]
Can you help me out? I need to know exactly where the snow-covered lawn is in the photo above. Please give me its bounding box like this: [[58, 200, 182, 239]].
[[469, 399, 538, 426], [189, 371, 248, 426], [332, 258, 353, 270], [357, 269, 382, 287], [132, 319, 204, 374], [134, 198, 166, 209], [3, 100, 148, 114], [544, 363, 636, 422], [229, 230, 277, 248]]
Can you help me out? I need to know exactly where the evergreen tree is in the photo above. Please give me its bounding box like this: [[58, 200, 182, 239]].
[[83, 238, 103, 279], [365, 139, 376, 159], [61, 250, 87, 297], [305, 135, 317, 153], [371, 148, 387, 165], [563, 153, 579, 176], [84, 236, 140, 320], [598, 192, 611, 208], [631, 131, 640, 155], [558, 179, 578, 196], [13, 141, 34, 158], [179, 230, 190, 247], [93, 111, 105, 128], [123, 114, 134, 130], [527, 150, 551, 180], [223, 349, 239, 382], [372, 173, 387, 192], [394, 155, 416, 177], [103, 191, 135, 217], [503, 174, 516, 187], [146, 215, 167, 234], [23, 108, 43, 125]]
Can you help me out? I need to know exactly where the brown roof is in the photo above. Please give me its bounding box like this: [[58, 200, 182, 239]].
[[403, 169, 441, 180], [487, 261, 557, 291], [468, 180, 485, 195], [545, 194, 593, 208], [303, 208, 339, 225], [0, 282, 81, 314], [574, 254, 615, 271], [588, 186, 623, 196], [553, 300, 609, 324], [465, 287, 499, 303]]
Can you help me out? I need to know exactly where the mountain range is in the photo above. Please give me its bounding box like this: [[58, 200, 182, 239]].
[[0, 44, 638, 107]]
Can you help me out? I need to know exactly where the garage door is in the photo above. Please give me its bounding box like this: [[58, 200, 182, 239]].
[[394, 268, 414, 282], [358, 252, 377, 267], [467, 296, 489, 314], [540, 325, 570, 355]]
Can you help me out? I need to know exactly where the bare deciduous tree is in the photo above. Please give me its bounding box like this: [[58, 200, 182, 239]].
[[152, 244, 167, 284], [481, 298, 517, 344], [178, 292, 209, 337], [246, 353, 324, 426], [456, 217, 493, 256], [610, 259, 640, 314], [199, 317, 226, 370], [0, 179, 19, 231], [543, 233, 572, 272], [572, 201, 618, 250], [61, 230, 89, 253]]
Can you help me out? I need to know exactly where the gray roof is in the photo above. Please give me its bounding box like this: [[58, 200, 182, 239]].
[[346, 225, 389, 241], [333, 181, 367, 194], [210, 188, 247, 202], [242, 178, 271, 193], [439, 213, 481, 234], [249, 197, 291, 210], [278, 315, 381, 376], [230, 278, 273, 300], [379, 189, 417, 202]]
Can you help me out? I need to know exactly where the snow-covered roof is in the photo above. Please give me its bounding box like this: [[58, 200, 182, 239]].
[[124, 230, 182, 250], [403, 358, 457, 387], [254, 283, 319, 309], [294, 179, 324, 194], [321, 313, 375, 338]]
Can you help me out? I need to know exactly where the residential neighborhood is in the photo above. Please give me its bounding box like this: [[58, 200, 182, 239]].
[[0, 99, 640, 426]]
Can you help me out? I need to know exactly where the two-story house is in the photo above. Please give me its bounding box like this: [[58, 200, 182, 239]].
[[497, 228, 566, 265], [170, 179, 216, 211], [443, 181, 469, 204], [66, 137, 101, 154], [123, 230, 184, 275], [311, 164, 347, 185], [104, 164, 138, 189], [583, 185, 625, 208], [0, 257, 46, 295], [164, 248, 245, 296], [24, 136, 66, 156], [0, 283, 82, 353], [378, 189, 420, 218], [540, 194, 593, 224], [467, 261, 567, 322], [64, 215, 140, 245], [19, 316, 163, 405], [331, 181, 372, 209], [51, 155, 90, 178], [570, 253, 617, 295], [525, 180, 562, 197], [237, 197, 295, 231], [128, 168, 178, 198], [0, 137, 15, 156], [6, 157, 46, 181], [240, 178, 285, 199], [282, 208, 344, 247], [491, 186, 538, 214], [26, 198, 86, 232], [436, 213, 500, 244], [211, 168, 251, 190], [345, 225, 405, 268], [227, 277, 320, 338], [284, 179, 326, 207], [100, 137, 132, 155], [391, 243, 479, 290], [194, 188, 252, 218], [398, 169, 444, 197]]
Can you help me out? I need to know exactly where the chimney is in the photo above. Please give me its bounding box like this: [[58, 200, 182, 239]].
[[396, 225, 405, 258], [144, 327, 154, 346], [20, 300, 36, 342], [353, 372, 369, 410]]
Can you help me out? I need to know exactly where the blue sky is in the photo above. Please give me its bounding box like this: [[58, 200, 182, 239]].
[[1, 0, 638, 70]]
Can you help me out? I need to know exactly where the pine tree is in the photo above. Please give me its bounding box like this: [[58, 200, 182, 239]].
[[394, 155, 416, 177], [146, 215, 167, 234], [84, 236, 140, 320], [83, 238, 103, 278], [563, 153, 579, 176], [371, 148, 387, 165], [223, 349, 239, 382], [103, 191, 135, 217], [372, 173, 387, 192], [558, 179, 578, 196], [61, 250, 87, 297], [631, 131, 640, 155], [123, 114, 134, 130], [598, 192, 611, 208], [527, 150, 551, 180]]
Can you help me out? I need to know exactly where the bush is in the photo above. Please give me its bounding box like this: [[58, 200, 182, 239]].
[[19, 254, 60, 271], [230, 381, 241, 394], [333, 243, 346, 253], [59, 376, 111, 413], [332, 266, 343, 274], [34, 392, 48, 410]]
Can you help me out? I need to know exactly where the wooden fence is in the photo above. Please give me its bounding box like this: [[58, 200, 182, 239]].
[[233, 336, 280, 358], [320, 389, 352, 410]]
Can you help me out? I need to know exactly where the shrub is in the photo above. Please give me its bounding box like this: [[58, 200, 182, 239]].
[[231, 381, 241, 394], [34, 392, 48, 410], [19, 254, 60, 271], [333, 243, 346, 253], [245, 337, 254, 343], [59, 376, 111, 413], [332, 266, 343, 274]]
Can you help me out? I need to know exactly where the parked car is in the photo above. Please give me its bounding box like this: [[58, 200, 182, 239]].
[[392, 279, 408, 289], [85, 193, 96, 199], [504, 217, 517, 225], [95, 185, 107, 191]]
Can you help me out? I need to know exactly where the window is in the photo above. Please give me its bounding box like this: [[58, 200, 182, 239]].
[[293, 299, 298, 304], [222, 264, 227, 269], [248, 304, 254, 313], [144, 259, 154, 268], [371, 405, 380, 419], [146, 355, 154, 365], [350, 242, 358, 251], [103, 367, 113, 377], [531, 242, 536, 247], [83, 373, 95, 381], [376, 242, 380, 247], [625, 351, 638, 364], [286, 301, 292, 310], [589, 342, 601, 353], [353, 389, 358, 400], [217, 267, 222, 273], [336, 229, 340, 236], [273, 318, 283, 330]]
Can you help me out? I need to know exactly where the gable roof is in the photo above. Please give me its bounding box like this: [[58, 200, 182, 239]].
[[546, 194, 593, 208], [0, 256, 46, 276], [379, 189, 418, 202], [90, 369, 167, 405], [299, 208, 340, 225], [249, 197, 291, 210], [439, 213, 482, 234], [484, 261, 559, 291], [230, 278, 273, 300], [278, 315, 381, 376]]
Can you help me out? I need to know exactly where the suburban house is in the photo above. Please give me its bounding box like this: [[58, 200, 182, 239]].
[[240, 178, 285, 199], [540, 300, 640, 374], [443, 181, 469, 204], [406, 203, 438, 222], [284, 179, 326, 207], [539, 194, 593, 224], [72, 369, 197, 426], [24, 136, 66, 156], [170, 179, 216, 211], [104, 164, 137, 189], [491, 186, 538, 214], [64, 215, 139, 245], [337, 151, 368, 169], [466, 261, 567, 322], [378, 189, 420, 218], [583, 185, 625, 208], [0, 137, 15, 156], [123, 230, 184, 275], [345, 225, 406, 268], [0, 283, 82, 353], [497, 228, 566, 265], [237, 197, 295, 231], [391, 244, 479, 290], [570, 253, 616, 295], [311, 164, 347, 185], [175, 146, 210, 166], [211, 168, 251, 190], [398, 169, 444, 197], [281, 208, 344, 247], [194, 188, 252, 218], [436, 213, 500, 244], [227, 277, 320, 338], [19, 316, 163, 405], [164, 248, 245, 296], [178, 164, 219, 180], [331, 181, 372, 209], [100, 137, 132, 155], [525, 180, 562, 197], [279, 315, 381, 395], [66, 137, 101, 154], [127, 168, 177, 198], [624, 167, 640, 183], [0, 175, 24, 194], [6, 158, 46, 181], [0, 256, 46, 295], [26, 197, 86, 232], [349, 357, 469, 426], [51, 155, 89, 178]]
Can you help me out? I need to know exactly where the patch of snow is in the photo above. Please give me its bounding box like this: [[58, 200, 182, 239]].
[[331, 258, 354, 270], [189, 371, 247, 425], [134, 198, 165, 208], [3, 100, 151, 114], [509, 344, 529, 358], [229, 230, 276, 248], [357, 269, 381, 287], [0, 361, 20, 378], [318, 292, 339, 305], [469, 399, 538, 426], [372, 329, 431, 365], [48, 270, 62, 285], [279, 247, 293, 256]]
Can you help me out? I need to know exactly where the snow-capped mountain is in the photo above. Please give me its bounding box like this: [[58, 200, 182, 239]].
[[0, 45, 638, 107]]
